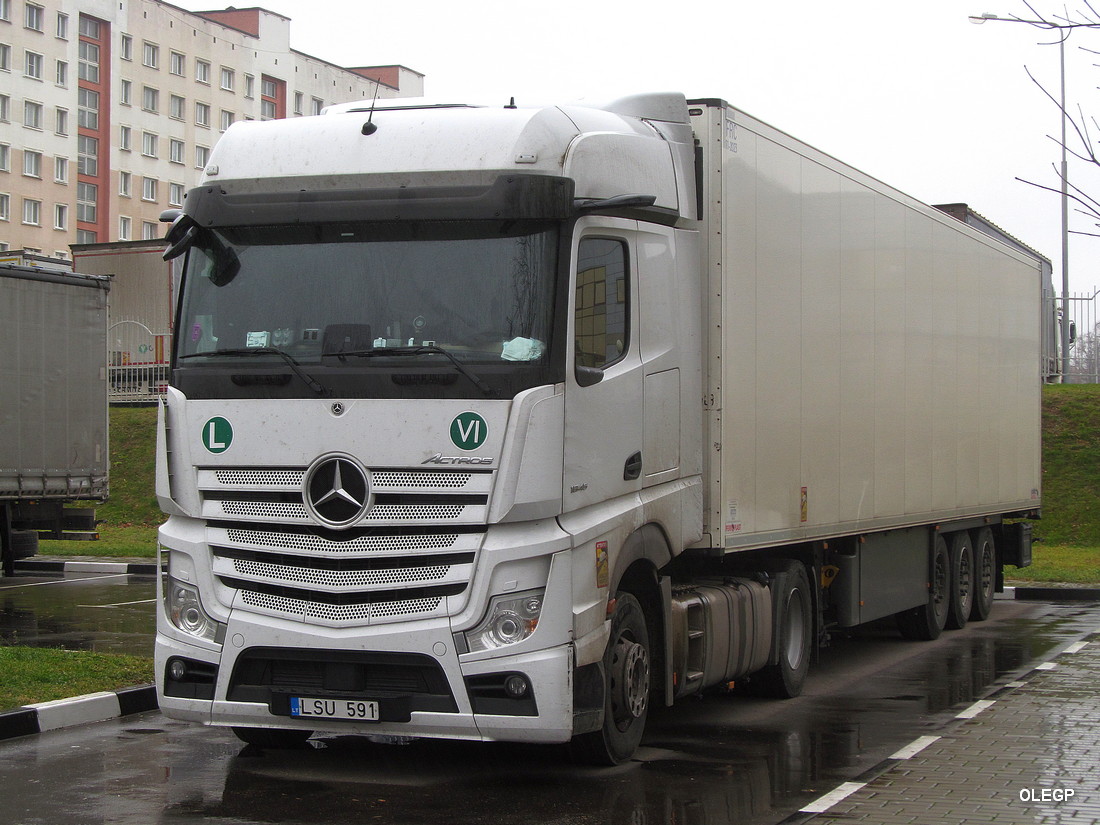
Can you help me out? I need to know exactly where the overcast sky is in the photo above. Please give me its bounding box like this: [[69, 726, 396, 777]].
[[174, 0, 1100, 294]]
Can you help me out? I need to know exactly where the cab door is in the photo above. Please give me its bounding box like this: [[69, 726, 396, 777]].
[[562, 218, 644, 512]]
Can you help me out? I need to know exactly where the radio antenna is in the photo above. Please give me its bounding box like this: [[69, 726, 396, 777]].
[[362, 79, 381, 135]]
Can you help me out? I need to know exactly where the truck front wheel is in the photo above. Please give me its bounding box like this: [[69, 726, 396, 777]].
[[571, 592, 651, 766]]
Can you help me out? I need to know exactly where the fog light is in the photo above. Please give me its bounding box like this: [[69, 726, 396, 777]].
[[504, 674, 530, 699], [168, 658, 188, 681]]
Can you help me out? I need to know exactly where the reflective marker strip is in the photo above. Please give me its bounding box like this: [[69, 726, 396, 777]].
[[800, 782, 867, 813], [1064, 641, 1089, 654], [890, 735, 941, 760], [956, 699, 996, 719]]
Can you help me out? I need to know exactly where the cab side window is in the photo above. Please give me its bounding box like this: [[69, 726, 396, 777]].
[[575, 238, 628, 371]]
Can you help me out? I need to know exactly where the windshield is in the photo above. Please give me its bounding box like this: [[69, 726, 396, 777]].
[[174, 221, 560, 399]]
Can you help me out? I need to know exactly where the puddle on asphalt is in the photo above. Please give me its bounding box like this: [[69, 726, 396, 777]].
[[0, 573, 156, 657]]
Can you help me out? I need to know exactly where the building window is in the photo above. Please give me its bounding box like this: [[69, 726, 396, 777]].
[[170, 51, 184, 76], [195, 101, 209, 127], [220, 66, 234, 91], [244, 74, 254, 99], [220, 109, 234, 131], [142, 86, 158, 113], [53, 203, 67, 230], [261, 76, 285, 120], [169, 94, 184, 120], [53, 155, 67, 183], [25, 50, 43, 79], [311, 97, 323, 116], [78, 16, 100, 38], [142, 41, 158, 69], [77, 135, 97, 176], [119, 170, 131, 197], [142, 220, 158, 240], [23, 198, 41, 226], [0, 144, 8, 171], [0, 0, 9, 22], [169, 138, 184, 164], [0, 95, 7, 122], [23, 149, 41, 178], [195, 59, 209, 84], [76, 229, 96, 243], [0, 193, 9, 221], [55, 59, 67, 86], [119, 78, 131, 105], [294, 92, 303, 115], [0, 43, 9, 72], [23, 100, 42, 129], [76, 181, 96, 222], [142, 177, 157, 202], [195, 145, 208, 170], [78, 40, 99, 83], [55, 11, 67, 38], [119, 125, 131, 151], [169, 182, 184, 206], [119, 33, 132, 60], [141, 131, 157, 158], [24, 3, 43, 32], [54, 106, 67, 135], [118, 215, 131, 240], [77, 88, 98, 129]]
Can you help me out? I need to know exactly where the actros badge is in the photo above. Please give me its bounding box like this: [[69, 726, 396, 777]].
[[303, 454, 373, 529]]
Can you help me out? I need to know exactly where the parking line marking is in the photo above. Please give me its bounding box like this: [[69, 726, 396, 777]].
[[890, 735, 941, 760], [801, 782, 867, 813], [0, 573, 130, 590]]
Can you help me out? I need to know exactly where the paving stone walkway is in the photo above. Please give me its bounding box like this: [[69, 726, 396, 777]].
[[792, 628, 1100, 824]]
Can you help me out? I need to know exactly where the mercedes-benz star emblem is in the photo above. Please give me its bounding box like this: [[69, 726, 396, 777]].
[[304, 455, 372, 528]]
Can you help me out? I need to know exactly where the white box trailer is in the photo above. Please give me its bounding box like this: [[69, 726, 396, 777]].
[[153, 93, 1040, 763], [0, 263, 110, 573]]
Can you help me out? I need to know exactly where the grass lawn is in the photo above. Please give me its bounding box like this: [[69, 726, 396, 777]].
[[0, 647, 154, 710]]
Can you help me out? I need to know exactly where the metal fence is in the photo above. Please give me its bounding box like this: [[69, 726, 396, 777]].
[[1064, 289, 1100, 383], [108, 318, 169, 403]]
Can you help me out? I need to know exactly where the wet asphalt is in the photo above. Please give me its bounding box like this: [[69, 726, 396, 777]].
[[3, 566, 1100, 823]]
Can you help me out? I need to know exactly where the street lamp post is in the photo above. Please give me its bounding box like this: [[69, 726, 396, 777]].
[[970, 12, 1075, 380]]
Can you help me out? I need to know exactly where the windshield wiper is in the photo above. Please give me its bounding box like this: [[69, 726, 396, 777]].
[[325, 345, 494, 396], [180, 347, 328, 396]]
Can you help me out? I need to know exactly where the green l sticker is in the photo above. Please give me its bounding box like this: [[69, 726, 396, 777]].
[[202, 416, 233, 454], [450, 412, 488, 451]]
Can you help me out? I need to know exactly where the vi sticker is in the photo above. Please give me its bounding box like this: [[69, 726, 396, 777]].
[[450, 412, 488, 451], [202, 416, 234, 454]]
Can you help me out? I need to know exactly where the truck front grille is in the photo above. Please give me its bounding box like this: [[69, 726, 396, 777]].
[[199, 466, 490, 627]]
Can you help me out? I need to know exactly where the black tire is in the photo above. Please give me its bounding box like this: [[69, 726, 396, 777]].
[[11, 530, 39, 560], [231, 726, 313, 748], [752, 562, 812, 698], [945, 531, 975, 630], [571, 593, 651, 766], [897, 534, 950, 641], [969, 527, 996, 622]]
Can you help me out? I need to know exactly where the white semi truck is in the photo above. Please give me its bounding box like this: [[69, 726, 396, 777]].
[[155, 93, 1040, 764]]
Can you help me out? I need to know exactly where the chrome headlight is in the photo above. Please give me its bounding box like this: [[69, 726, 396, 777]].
[[164, 576, 224, 643], [465, 590, 544, 653]]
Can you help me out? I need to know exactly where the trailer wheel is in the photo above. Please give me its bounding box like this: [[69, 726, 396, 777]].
[[945, 531, 975, 630], [11, 530, 39, 560], [571, 593, 650, 765], [231, 726, 313, 748], [969, 528, 996, 622], [896, 534, 950, 641], [752, 562, 812, 699]]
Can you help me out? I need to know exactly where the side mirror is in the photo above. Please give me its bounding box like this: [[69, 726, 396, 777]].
[[575, 365, 605, 387]]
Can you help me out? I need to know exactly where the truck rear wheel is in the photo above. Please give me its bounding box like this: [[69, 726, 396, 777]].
[[896, 534, 950, 641], [231, 726, 313, 748], [751, 562, 812, 698], [945, 531, 975, 630], [571, 593, 650, 766], [969, 527, 996, 622]]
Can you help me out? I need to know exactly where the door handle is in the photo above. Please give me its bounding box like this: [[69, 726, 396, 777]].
[[623, 451, 642, 481]]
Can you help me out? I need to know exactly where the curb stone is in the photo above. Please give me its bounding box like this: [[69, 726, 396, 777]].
[[0, 685, 158, 742], [13, 558, 160, 575]]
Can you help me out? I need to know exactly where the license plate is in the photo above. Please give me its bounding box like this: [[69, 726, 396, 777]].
[[289, 697, 380, 721]]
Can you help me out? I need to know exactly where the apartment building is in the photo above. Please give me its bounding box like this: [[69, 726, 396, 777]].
[[0, 1, 423, 258]]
